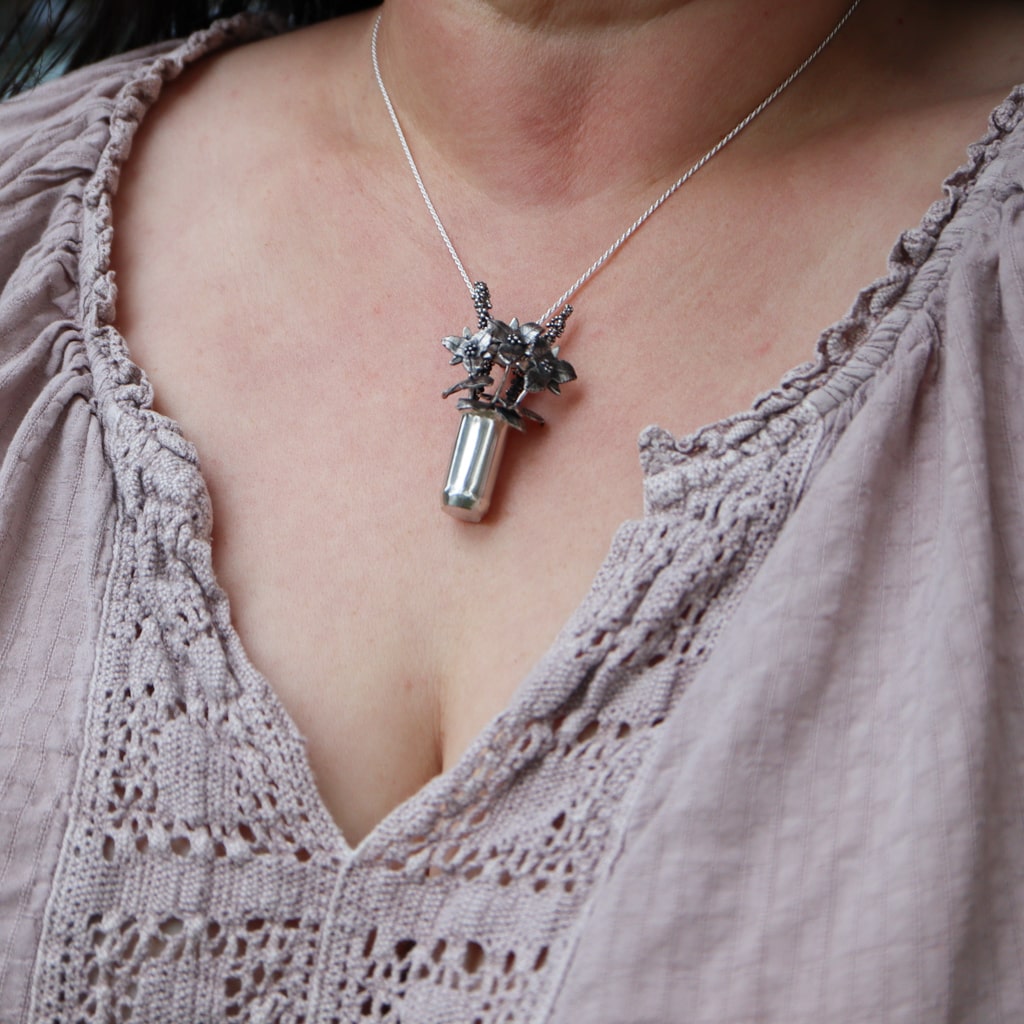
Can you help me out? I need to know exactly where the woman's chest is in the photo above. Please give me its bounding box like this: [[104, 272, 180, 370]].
[[106, 64, 989, 842]]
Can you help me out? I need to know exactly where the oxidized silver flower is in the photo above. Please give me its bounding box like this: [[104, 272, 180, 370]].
[[442, 325, 497, 378], [495, 318, 544, 369], [441, 282, 576, 430], [521, 340, 576, 397]]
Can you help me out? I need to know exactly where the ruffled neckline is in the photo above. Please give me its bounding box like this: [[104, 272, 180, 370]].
[[639, 82, 1024, 482]]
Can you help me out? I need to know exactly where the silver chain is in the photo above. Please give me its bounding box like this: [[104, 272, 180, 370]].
[[371, 1, 860, 325]]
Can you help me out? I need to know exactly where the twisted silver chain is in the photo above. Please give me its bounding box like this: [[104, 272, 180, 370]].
[[371, 1, 860, 325]]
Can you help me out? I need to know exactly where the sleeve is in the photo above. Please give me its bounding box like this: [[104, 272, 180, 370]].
[[0, 47, 164, 1022], [0, 54, 147, 462]]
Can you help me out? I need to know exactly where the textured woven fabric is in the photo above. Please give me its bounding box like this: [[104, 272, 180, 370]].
[[1, 16, 1022, 1023]]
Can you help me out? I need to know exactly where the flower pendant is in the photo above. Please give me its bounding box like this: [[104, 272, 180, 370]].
[[440, 282, 576, 521]]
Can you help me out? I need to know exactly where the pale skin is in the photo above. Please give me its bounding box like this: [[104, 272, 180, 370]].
[[111, 0, 1024, 846]]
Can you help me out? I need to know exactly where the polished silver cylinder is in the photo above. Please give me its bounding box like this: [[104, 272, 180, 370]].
[[441, 409, 509, 522]]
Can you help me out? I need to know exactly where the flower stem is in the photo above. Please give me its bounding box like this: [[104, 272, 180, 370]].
[[495, 364, 513, 406]]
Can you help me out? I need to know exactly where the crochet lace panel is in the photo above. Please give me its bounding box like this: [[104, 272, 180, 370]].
[[27, 16, 1019, 1023]]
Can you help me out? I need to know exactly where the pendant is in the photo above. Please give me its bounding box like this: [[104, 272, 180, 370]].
[[440, 282, 576, 522]]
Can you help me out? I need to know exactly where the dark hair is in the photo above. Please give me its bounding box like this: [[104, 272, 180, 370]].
[[0, 0, 376, 98]]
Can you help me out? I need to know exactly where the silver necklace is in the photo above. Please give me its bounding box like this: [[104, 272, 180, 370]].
[[371, 3, 861, 522]]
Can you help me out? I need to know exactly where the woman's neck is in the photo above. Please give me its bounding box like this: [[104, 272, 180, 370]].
[[370, 0, 864, 210]]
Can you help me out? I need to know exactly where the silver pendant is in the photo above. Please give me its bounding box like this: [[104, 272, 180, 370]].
[[440, 282, 576, 521], [441, 409, 509, 522]]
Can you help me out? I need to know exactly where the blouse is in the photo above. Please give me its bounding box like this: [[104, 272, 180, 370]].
[[1, 16, 1022, 1023]]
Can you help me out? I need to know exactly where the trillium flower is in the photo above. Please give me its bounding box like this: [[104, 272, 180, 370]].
[[495, 318, 544, 369], [442, 325, 498, 378], [522, 342, 577, 396]]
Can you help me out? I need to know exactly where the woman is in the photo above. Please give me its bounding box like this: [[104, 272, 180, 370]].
[[1, 0, 1022, 1019]]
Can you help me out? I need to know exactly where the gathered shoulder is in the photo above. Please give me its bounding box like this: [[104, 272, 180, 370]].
[[0, 17, 273, 288], [0, 15, 273, 496]]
